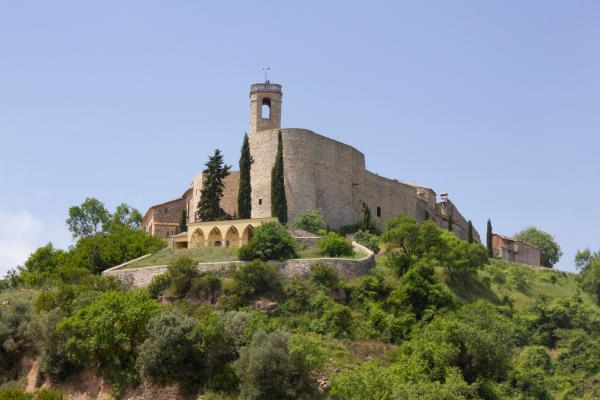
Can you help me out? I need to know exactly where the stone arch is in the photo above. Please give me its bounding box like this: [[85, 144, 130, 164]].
[[208, 227, 223, 247], [190, 229, 205, 248], [225, 226, 240, 248], [261, 97, 271, 119], [241, 224, 254, 244]]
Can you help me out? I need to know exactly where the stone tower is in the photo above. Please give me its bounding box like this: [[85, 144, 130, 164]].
[[249, 82, 282, 133]]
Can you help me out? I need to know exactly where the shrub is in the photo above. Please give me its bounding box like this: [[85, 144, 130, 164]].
[[147, 272, 171, 299], [289, 209, 326, 234], [311, 299, 354, 338], [0, 291, 36, 370], [383, 251, 411, 277], [190, 272, 222, 304], [354, 229, 380, 253], [166, 256, 197, 297], [234, 330, 315, 400], [0, 388, 32, 400], [34, 390, 64, 400], [138, 312, 204, 385], [227, 260, 282, 304], [317, 232, 354, 257], [238, 222, 298, 261], [310, 264, 340, 289]]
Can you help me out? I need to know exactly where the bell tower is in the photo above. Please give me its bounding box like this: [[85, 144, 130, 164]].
[[249, 81, 282, 133]]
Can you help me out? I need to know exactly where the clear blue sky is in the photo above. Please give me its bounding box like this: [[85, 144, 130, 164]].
[[1, 1, 598, 274]]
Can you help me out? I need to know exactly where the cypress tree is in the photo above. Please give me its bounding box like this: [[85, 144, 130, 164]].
[[467, 220, 473, 243], [271, 131, 288, 224], [198, 149, 231, 221], [237, 133, 253, 219], [179, 209, 187, 233], [447, 215, 453, 232], [486, 219, 494, 257], [423, 210, 429, 221]]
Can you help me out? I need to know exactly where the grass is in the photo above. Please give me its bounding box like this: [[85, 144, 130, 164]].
[[298, 246, 366, 260], [125, 246, 237, 269]]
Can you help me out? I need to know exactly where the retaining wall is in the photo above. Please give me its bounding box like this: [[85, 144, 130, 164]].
[[103, 242, 375, 288]]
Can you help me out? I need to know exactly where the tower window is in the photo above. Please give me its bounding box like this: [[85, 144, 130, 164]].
[[258, 198, 263, 206], [377, 206, 381, 217], [261, 98, 271, 119]]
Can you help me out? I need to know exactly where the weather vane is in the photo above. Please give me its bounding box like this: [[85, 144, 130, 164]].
[[262, 67, 270, 83]]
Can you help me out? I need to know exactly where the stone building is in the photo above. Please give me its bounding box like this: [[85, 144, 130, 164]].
[[142, 81, 479, 242], [492, 234, 541, 266]]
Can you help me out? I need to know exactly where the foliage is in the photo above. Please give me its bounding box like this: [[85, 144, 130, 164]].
[[33, 390, 64, 400], [311, 298, 354, 338], [354, 229, 380, 253], [439, 231, 488, 283], [0, 388, 33, 400], [109, 203, 142, 230], [138, 312, 205, 385], [317, 232, 354, 257], [179, 209, 187, 233], [191, 272, 222, 304], [166, 256, 197, 297], [0, 291, 36, 370], [21, 243, 67, 286], [57, 290, 160, 391], [467, 220, 473, 243], [238, 133, 253, 219], [309, 264, 340, 290], [234, 330, 315, 400], [147, 272, 171, 299], [514, 226, 562, 267], [486, 219, 493, 257], [198, 149, 232, 221], [66, 197, 110, 239], [226, 260, 282, 305], [447, 214, 453, 232], [271, 131, 288, 224], [238, 222, 298, 261], [360, 202, 372, 231], [289, 209, 326, 234], [576, 248, 600, 305]]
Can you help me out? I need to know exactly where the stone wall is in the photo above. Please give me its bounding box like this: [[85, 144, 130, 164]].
[[492, 234, 541, 266], [248, 128, 478, 239], [188, 171, 240, 222], [103, 242, 375, 288]]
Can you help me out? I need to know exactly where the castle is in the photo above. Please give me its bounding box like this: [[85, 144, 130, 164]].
[[141, 82, 480, 245]]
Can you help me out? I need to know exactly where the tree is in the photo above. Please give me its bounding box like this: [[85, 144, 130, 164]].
[[178, 209, 187, 233], [361, 202, 372, 231], [234, 330, 316, 400], [238, 133, 253, 219], [21, 243, 66, 285], [271, 131, 288, 224], [439, 231, 488, 283], [110, 203, 142, 229], [447, 215, 453, 232], [317, 232, 354, 257], [514, 227, 562, 267], [486, 219, 493, 258], [238, 222, 298, 261], [576, 248, 600, 305], [290, 209, 326, 234], [198, 149, 231, 221], [66, 197, 110, 239], [467, 221, 473, 244]]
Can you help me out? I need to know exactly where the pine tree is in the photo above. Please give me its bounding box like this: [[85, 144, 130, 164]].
[[447, 215, 453, 232], [237, 133, 253, 219], [179, 209, 187, 233], [467, 220, 473, 243], [271, 131, 288, 224], [198, 149, 231, 221], [487, 219, 494, 257]]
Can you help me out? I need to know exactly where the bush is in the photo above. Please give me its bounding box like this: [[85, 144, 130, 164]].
[[227, 260, 282, 304], [190, 272, 222, 304], [147, 273, 171, 299], [310, 264, 340, 289], [166, 256, 197, 297], [34, 390, 64, 400], [234, 330, 316, 400], [317, 232, 354, 257], [289, 209, 326, 234], [383, 251, 411, 277], [0, 388, 32, 400], [238, 222, 298, 261], [354, 229, 380, 253], [138, 312, 204, 385], [0, 291, 36, 370], [311, 298, 354, 338]]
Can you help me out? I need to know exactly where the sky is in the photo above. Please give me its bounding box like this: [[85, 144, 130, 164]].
[[0, 1, 598, 274]]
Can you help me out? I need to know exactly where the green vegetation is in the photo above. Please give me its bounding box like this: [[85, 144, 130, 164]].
[[126, 246, 236, 269], [271, 131, 288, 224], [238, 222, 298, 261], [487, 218, 493, 257], [2, 200, 598, 400], [179, 209, 187, 233], [237, 133, 253, 219], [317, 232, 354, 257], [354, 229, 380, 253], [515, 226, 563, 267], [467, 220, 473, 243], [198, 149, 232, 221], [289, 209, 326, 234]]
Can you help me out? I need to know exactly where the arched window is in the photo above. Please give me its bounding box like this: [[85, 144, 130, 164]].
[[261, 97, 271, 119]]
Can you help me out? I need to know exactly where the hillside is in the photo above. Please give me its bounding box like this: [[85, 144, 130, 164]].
[[1, 213, 599, 400]]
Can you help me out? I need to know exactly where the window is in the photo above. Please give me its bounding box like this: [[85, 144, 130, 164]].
[[258, 198, 263, 206], [376, 206, 381, 218], [261, 98, 271, 119], [164, 207, 168, 213]]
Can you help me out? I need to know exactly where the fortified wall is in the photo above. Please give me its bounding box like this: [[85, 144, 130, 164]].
[[143, 81, 479, 242]]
